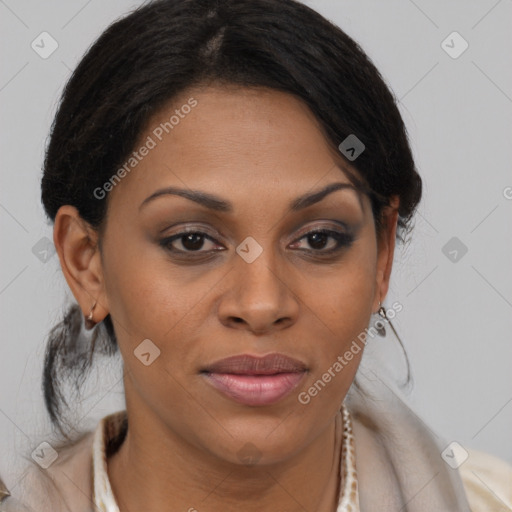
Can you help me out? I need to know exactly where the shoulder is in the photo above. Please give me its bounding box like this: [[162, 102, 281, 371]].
[[459, 448, 512, 512], [6, 430, 96, 512]]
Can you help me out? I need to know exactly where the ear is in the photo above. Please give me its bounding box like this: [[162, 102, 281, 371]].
[[372, 196, 399, 313], [53, 205, 109, 324]]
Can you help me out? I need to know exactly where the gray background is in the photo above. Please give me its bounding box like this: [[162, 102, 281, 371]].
[[1, 0, 511, 493]]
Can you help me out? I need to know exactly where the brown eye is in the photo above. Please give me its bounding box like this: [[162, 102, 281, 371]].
[[290, 229, 354, 253], [160, 231, 221, 253]]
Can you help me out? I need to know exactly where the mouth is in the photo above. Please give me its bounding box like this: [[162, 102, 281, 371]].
[[200, 353, 308, 406]]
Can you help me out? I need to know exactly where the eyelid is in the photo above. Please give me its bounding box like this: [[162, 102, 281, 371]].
[[158, 222, 221, 236], [291, 220, 352, 239], [160, 219, 352, 242]]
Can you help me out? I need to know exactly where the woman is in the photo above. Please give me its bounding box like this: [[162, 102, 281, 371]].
[[2, 0, 511, 510]]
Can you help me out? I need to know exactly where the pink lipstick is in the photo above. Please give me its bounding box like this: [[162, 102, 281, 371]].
[[201, 353, 307, 406]]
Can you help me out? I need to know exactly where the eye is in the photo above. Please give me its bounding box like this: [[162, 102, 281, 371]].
[[289, 229, 354, 254], [159, 226, 355, 258], [159, 230, 223, 254]]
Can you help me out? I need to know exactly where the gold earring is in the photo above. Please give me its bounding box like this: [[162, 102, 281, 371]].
[[85, 300, 97, 329]]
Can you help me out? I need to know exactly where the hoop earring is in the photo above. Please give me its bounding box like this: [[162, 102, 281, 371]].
[[375, 301, 402, 342], [85, 300, 97, 329], [374, 300, 411, 385], [375, 301, 387, 337]]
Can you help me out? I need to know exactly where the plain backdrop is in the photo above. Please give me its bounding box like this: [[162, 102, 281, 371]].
[[1, 0, 511, 492]]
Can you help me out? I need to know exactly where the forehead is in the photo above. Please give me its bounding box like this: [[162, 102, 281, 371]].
[[107, 85, 365, 213]]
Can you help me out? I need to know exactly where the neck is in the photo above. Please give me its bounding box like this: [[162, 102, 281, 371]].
[[107, 405, 342, 512]]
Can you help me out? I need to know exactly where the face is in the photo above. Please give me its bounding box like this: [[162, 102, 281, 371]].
[[56, 85, 397, 466]]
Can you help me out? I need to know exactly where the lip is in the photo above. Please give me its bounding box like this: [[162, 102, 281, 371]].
[[201, 353, 308, 406], [201, 353, 308, 374]]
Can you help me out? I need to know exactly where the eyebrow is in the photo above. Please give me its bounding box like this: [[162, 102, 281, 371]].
[[139, 181, 363, 213]]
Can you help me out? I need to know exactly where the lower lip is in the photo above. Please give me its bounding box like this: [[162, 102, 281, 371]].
[[202, 371, 306, 406]]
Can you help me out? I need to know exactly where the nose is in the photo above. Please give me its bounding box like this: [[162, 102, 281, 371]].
[[217, 246, 300, 335]]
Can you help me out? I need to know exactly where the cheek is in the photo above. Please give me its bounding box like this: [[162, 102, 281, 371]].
[[301, 236, 377, 393], [314, 234, 377, 333], [101, 240, 217, 392], [106, 263, 199, 346], [101, 219, 190, 321]]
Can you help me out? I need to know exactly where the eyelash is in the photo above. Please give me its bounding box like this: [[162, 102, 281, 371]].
[[159, 227, 354, 258]]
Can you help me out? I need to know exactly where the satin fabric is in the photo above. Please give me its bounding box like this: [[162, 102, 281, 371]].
[[345, 369, 473, 511]]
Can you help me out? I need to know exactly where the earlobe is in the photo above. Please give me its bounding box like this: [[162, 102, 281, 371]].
[[53, 205, 109, 323]]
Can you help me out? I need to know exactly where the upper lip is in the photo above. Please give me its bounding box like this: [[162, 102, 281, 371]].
[[201, 353, 308, 375]]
